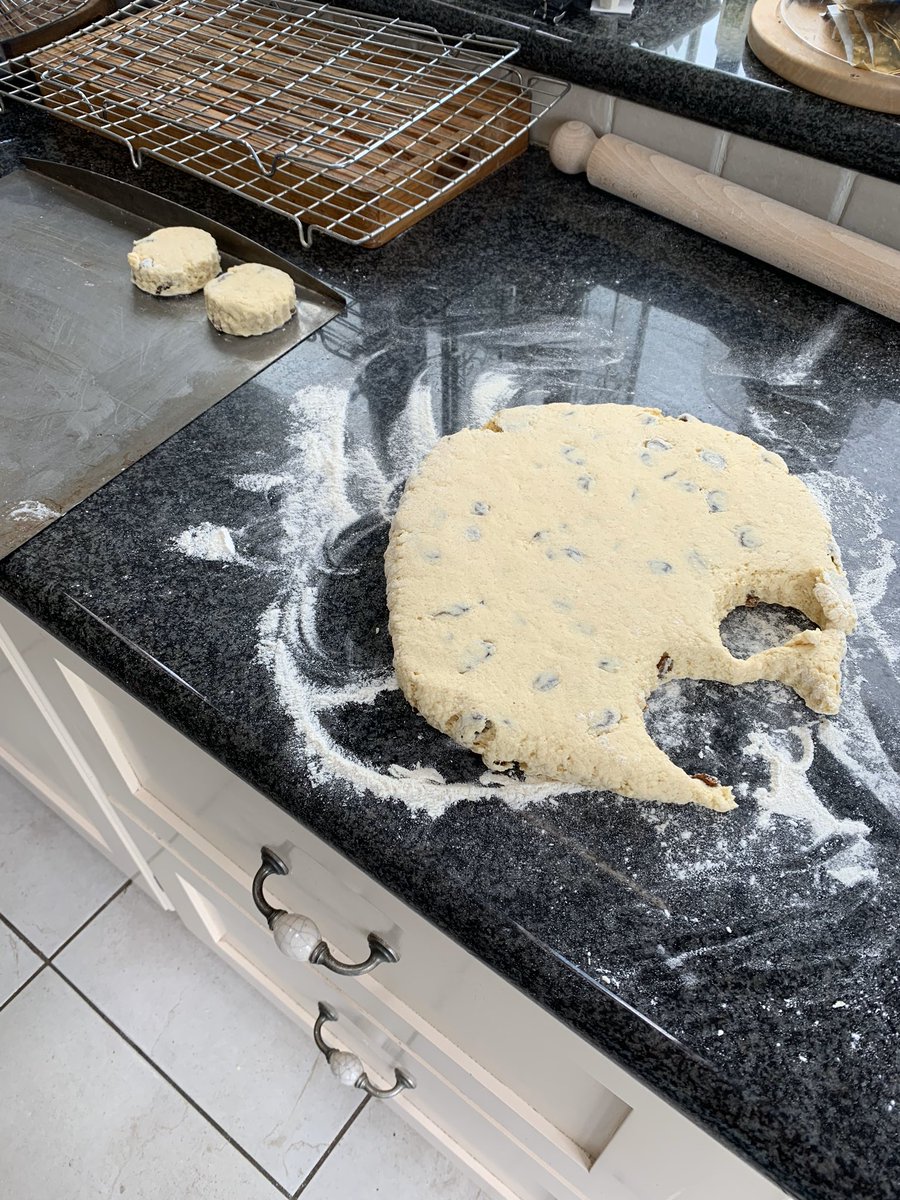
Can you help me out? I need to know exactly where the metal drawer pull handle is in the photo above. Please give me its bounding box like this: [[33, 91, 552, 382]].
[[252, 847, 399, 976], [314, 1002, 415, 1100]]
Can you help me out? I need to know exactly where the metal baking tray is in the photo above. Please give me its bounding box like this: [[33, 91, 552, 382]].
[[0, 158, 344, 558]]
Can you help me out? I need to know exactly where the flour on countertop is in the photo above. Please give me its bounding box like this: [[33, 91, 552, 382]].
[[744, 725, 878, 887], [386, 376, 438, 481], [168, 337, 898, 850], [9, 500, 59, 523], [803, 472, 900, 819], [173, 522, 241, 563], [468, 369, 519, 428], [234, 473, 286, 495]]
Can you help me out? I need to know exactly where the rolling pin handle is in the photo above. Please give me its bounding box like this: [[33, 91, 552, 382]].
[[548, 120, 599, 175]]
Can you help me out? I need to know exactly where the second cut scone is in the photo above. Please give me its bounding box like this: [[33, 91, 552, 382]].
[[204, 263, 297, 336]]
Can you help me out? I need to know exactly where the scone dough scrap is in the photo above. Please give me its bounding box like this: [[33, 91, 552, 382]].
[[127, 226, 220, 296], [204, 262, 297, 337], [385, 404, 856, 812]]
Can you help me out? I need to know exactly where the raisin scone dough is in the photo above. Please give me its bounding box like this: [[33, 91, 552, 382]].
[[204, 263, 297, 336], [385, 403, 856, 812], [127, 226, 220, 296]]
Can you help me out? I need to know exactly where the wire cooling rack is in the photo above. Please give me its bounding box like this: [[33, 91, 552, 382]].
[[1, 0, 568, 245]]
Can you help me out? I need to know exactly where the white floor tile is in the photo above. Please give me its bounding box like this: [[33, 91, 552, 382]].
[[0, 766, 125, 953], [300, 1099, 489, 1200], [56, 885, 362, 1191], [0, 923, 42, 1005], [0, 969, 283, 1199]]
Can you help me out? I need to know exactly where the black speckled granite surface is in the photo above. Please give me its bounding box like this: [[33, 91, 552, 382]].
[[2, 104, 900, 1200], [325, 0, 900, 183]]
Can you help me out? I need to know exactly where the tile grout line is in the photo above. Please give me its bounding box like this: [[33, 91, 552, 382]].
[[50, 965, 294, 1200], [48, 878, 132, 962], [0, 961, 48, 1017], [0, 909, 48, 962], [293, 1095, 371, 1198], [0, 877, 132, 965]]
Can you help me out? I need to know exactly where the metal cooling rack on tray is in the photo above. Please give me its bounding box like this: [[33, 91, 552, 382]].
[[1, 0, 568, 245]]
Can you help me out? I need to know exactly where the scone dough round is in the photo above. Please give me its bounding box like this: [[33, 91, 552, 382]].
[[385, 403, 856, 812], [127, 226, 220, 296], [204, 263, 297, 337]]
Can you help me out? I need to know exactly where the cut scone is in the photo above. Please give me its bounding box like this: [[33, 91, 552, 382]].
[[204, 263, 297, 337], [127, 226, 220, 296]]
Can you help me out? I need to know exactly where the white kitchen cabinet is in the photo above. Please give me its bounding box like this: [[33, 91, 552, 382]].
[[0, 599, 169, 905], [0, 596, 786, 1200]]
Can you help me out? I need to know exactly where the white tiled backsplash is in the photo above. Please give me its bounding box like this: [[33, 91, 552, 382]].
[[531, 82, 900, 251]]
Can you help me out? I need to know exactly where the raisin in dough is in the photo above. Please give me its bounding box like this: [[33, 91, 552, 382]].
[[204, 263, 297, 337], [127, 226, 220, 296], [385, 403, 856, 812]]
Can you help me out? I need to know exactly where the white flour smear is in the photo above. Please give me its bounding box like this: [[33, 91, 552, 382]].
[[803, 472, 900, 819], [770, 310, 850, 388], [173, 522, 241, 563], [9, 500, 58, 522], [233, 473, 286, 496], [468, 369, 519, 428], [744, 726, 878, 887], [386, 375, 438, 480]]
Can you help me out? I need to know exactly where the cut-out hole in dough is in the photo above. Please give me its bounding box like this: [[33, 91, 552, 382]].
[[719, 602, 817, 661]]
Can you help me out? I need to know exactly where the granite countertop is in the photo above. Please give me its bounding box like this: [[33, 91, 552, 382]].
[[3, 104, 900, 1200], [338, 0, 900, 183]]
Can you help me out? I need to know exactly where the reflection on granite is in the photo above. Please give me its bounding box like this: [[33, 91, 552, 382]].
[[0, 134, 19, 175], [3, 107, 900, 1200]]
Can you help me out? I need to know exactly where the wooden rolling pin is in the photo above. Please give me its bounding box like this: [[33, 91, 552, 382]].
[[548, 121, 900, 324]]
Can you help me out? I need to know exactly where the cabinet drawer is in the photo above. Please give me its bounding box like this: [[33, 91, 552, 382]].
[[64, 660, 634, 1168], [115, 801, 636, 1200], [118, 806, 639, 1200]]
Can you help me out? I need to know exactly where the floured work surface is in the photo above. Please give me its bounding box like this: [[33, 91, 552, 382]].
[[0, 163, 342, 559], [385, 403, 856, 812]]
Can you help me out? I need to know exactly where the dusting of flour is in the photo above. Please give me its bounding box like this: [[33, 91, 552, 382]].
[[744, 725, 878, 887], [173, 522, 241, 563], [9, 500, 59, 523]]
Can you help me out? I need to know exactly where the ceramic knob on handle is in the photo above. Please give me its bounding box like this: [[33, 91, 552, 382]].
[[270, 911, 322, 962], [252, 847, 400, 976], [327, 1049, 365, 1088], [314, 1003, 415, 1100]]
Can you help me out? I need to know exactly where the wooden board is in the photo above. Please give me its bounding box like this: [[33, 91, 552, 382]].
[[748, 0, 900, 115]]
